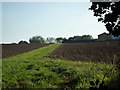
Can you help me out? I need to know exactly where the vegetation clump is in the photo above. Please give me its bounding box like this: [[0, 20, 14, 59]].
[[2, 44, 119, 88]]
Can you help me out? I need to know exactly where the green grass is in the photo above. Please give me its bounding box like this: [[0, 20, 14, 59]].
[[2, 44, 118, 88]]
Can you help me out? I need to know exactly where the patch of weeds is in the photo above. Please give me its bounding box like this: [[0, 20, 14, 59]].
[[56, 68, 80, 88], [59, 74, 81, 88], [34, 68, 40, 71], [89, 80, 108, 89], [33, 73, 44, 77], [16, 80, 37, 88], [26, 64, 34, 70], [31, 69, 62, 88], [23, 60, 30, 63]]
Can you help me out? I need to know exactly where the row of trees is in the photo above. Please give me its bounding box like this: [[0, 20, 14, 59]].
[[56, 35, 93, 43], [18, 35, 93, 44]]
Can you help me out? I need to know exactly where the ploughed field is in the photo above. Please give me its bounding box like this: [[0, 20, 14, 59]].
[[1, 44, 50, 58], [48, 41, 120, 64], [2, 44, 120, 88]]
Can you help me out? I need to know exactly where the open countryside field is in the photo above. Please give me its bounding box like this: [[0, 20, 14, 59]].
[[1, 43, 120, 88], [48, 41, 120, 64], [1, 44, 49, 58]]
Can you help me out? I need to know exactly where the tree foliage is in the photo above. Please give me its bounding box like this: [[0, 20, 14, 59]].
[[46, 37, 56, 43], [29, 36, 45, 44], [56, 35, 93, 43], [81, 35, 93, 40], [68, 35, 93, 41], [56, 37, 67, 43], [89, 1, 120, 37], [18, 40, 28, 44]]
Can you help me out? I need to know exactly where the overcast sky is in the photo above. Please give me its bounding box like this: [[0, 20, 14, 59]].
[[1, 1, 108, 43]]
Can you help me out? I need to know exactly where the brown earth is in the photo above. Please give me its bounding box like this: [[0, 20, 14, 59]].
[[1, 44, 50, 58], [48, 41, 120, 64]]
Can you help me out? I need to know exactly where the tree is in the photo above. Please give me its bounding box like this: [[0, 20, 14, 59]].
[[29, 36, 45, 44], [68, 35, 93, 41], [73, 36, 82, 40], [46, 37, 56, 43], [18, 40, 28, 44], [68, 36, 82, 41], [81, 35, 93, 40], [56, 37, 67, 43], [62, 35, 93, 43], [89, 1, 120, 37]]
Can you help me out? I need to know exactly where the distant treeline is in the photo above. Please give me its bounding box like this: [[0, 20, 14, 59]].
[[18, 35, 93, 44], [9, 35, 120, 44]]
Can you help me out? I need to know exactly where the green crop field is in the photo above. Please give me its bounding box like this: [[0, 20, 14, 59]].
[[1, 44, 119, 88]]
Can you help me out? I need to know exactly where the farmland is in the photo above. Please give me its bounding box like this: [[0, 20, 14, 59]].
[[48, 41, 120, 64], [1, 44, 49, 58], [1, 42, 120, 88]]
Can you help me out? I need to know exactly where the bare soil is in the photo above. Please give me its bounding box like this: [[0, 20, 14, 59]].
[[1, 44, 50, 58], [48, 41, 120, 64]]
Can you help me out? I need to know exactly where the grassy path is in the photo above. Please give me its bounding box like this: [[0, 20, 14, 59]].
[[2, 44, 118, 88]]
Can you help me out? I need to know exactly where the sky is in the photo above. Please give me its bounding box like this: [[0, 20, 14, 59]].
[[1, 1, 108, 43]]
